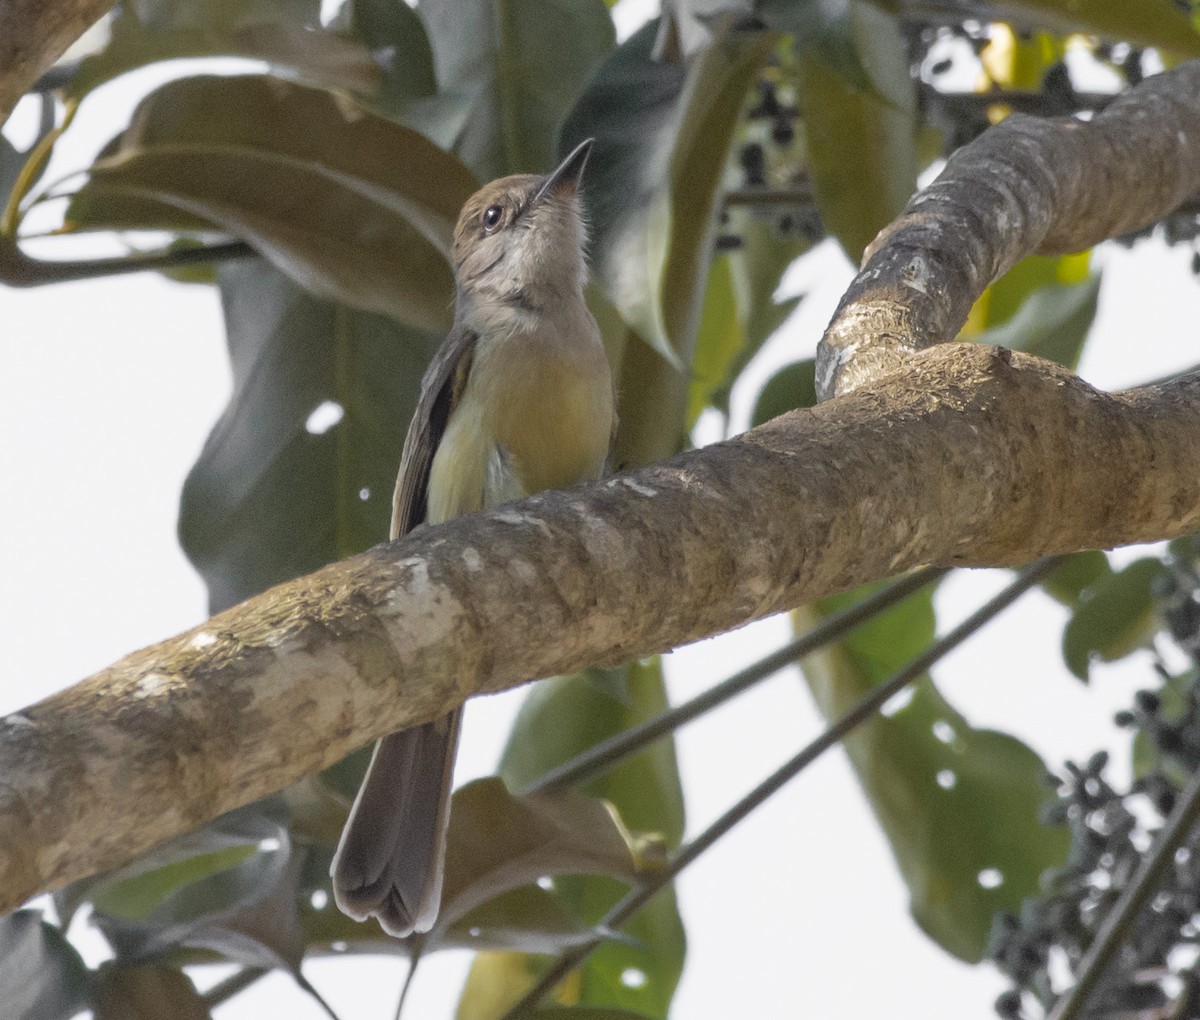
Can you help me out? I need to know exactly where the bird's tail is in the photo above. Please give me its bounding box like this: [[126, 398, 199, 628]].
[[330, 708, 462, 937]]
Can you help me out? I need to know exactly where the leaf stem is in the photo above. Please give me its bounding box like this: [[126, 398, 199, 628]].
[[524, 565, 949, 794], [201, 966, 267, 1006], [502, 558, 1060, 1019], [0, 238, 254, 285]]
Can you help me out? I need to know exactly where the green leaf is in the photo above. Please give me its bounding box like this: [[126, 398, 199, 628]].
[[525, 1009, 657, 1020], [65, 75, 475, 331], [759, 0, 869, 88], [431, 778, 665, 940], [127, 0, 320, 31], [1042, 551, 1113, 607], [444, 886, 630, 955], [421, 0, 616, 180], [92, 964, 212, 1020], [0, 910, 91, 1020], [179, 258, 438, 612], [345, 0, 437, 107], [974, 274, 1101, 371], [564, 18, 774, 453], [93, 828, 307, 980], [459, 661, 686, 1019], [750, 359, 817, 428], [686, 256, 744, 426], [795, 2, 917, 262], [66, 19, 380, 99], [711, 216, 808, 413], [1062, 558, 1167, 681], [796, 583, 1069, 961], [964, 252, 1092, 335], [985, 0, 1200, 57]]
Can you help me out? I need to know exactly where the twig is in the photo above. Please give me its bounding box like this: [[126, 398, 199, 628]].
[[201, 966, 267, 1007]]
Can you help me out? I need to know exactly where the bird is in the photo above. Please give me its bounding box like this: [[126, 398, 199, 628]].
[[331, 138, 615, 938]]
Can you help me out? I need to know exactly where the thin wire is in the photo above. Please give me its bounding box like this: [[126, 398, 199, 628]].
[[525, 565, 949, 794], [502, 558, 1060, 1019]]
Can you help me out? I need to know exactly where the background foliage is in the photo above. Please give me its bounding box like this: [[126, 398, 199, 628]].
[[3, 0, 1200, 1017]]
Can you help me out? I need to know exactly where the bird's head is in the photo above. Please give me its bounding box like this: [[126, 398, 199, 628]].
[[451, 139, 593, 316]]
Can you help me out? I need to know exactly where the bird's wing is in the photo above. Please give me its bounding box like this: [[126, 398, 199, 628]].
[[390, 324, 478, 540]]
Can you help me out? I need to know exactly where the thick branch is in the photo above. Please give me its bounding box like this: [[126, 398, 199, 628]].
[[0, 0, 118, 125], [817, 60, 1200, 398], [3, 347, 1200, 910]]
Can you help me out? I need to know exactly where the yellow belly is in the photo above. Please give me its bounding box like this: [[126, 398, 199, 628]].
[[426, 331, 613, 523]]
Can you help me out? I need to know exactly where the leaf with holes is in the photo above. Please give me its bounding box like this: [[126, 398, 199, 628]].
[[64, 75, 475, 330], [458, 660, 685, 1019], [796, 582, 1069, 961], [430, 777, 665, 941], [179, 259, 438, 611]]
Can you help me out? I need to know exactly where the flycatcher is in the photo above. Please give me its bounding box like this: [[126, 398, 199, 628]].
[[331, 138, 615, 937]]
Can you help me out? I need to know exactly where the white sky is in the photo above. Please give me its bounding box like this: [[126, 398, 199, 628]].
[[3, 4, 1200, 1018]]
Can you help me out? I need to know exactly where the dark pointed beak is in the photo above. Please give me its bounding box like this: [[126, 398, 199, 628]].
[[534, 138, 593, 205]]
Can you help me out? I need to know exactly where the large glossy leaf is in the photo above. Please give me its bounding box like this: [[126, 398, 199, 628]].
[[794, 1, 917, 262], [985, 0, 1200, 56], [796, 584, 1069, 962], [89, 814, 305, 975], [91, 964, 211, 1020], [344, 0, 437, 111], [180, 258, 438, 612], [64, 75, 475, 330], [686, 256, 744, 426], [420, 0, 616, 180], [459, 662, 686, 1020], [0, 910, 91, 1020], [128, 0, 319, 31], [750, 358, 817, 428], [66, 19, 380, 99], [1042, 551, 1113, 607], [710, 217, 808, 414], [431, 778, 664, 940], [974, 274, 1101, 371], [759, 0, 869, 89], [1062, 558, 1167, 681], [562, 19, 775, 459]]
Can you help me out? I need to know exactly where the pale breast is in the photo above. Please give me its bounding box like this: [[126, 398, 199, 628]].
[[430, 315, 613, 517]]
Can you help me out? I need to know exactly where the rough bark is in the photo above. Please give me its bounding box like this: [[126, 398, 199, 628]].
[[816, 60, 1200, 398], [1, 38, 1199, 910], [0, 0, 119, 125], [2, 349, 1200, 911]]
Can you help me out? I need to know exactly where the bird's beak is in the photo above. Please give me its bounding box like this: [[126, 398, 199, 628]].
[[534, 138, 594, 205]]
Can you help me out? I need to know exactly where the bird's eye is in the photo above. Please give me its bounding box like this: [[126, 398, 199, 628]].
[[482, 205, 504, 232]]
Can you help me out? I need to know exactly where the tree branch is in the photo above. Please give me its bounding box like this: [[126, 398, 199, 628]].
[[4, 58, 1200, 917], [0, 0, 119, 126], [817, 60, 1200, 398], [2, 347, 1199, 911]]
